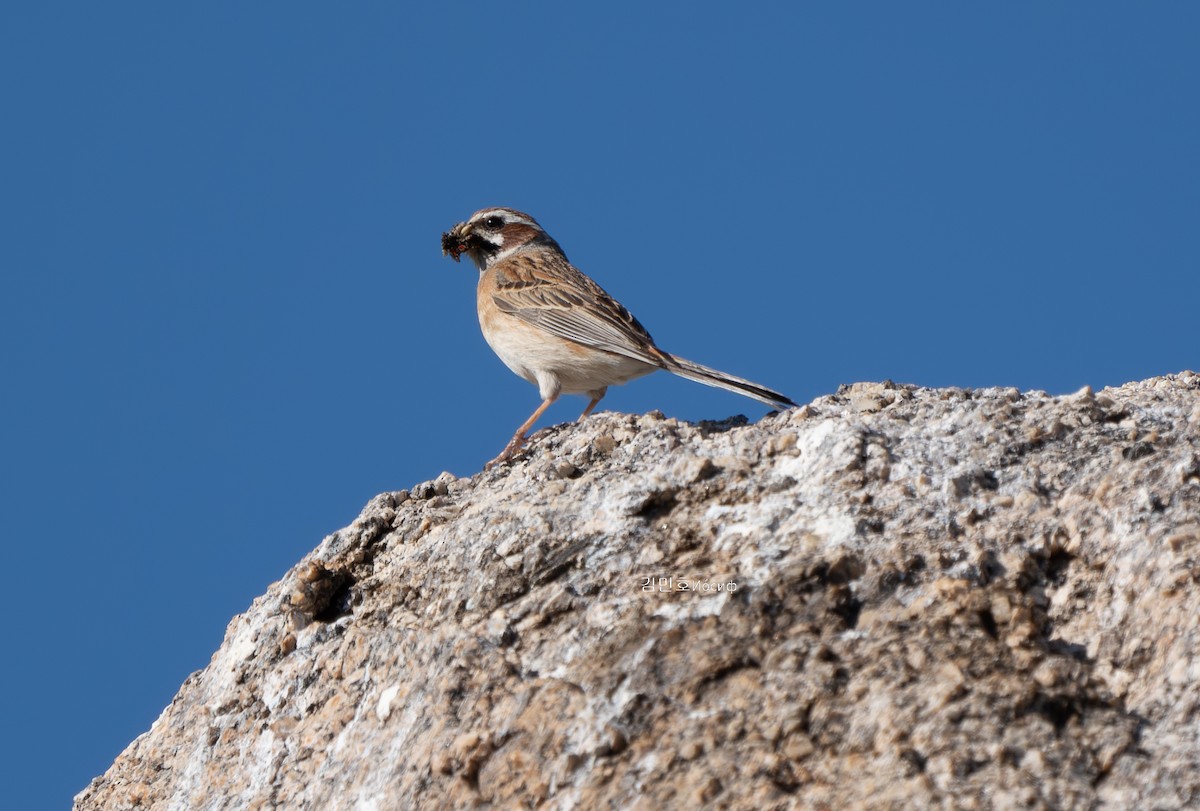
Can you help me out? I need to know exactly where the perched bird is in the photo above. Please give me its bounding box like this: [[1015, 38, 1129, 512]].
[[441, 207, 796, 466]]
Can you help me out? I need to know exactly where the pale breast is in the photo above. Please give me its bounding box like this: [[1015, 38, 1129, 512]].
[[477, 281, 656, 396]]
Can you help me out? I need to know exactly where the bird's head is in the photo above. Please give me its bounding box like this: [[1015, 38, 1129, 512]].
[[441, 207, 560, 272]]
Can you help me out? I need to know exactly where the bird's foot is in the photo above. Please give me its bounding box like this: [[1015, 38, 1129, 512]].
[[485, 434, 528, 470]]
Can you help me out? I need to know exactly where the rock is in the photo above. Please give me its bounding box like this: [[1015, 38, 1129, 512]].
[[75, 372, 1200, 810]]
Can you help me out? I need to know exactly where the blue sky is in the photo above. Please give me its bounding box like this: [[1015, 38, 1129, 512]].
[[2, 4, 1197, 807]]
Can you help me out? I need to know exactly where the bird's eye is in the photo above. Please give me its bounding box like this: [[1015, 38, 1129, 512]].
[[482, 216, 504, 230]]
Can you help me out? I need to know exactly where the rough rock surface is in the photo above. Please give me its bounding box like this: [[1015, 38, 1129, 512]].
[[76, 373, 1200, 810]]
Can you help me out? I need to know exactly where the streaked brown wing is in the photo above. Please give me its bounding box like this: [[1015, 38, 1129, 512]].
[[490, 255, 665, 367]]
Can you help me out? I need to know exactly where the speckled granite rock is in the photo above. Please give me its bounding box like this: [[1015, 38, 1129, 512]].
[[75, 373, 1200, 810]]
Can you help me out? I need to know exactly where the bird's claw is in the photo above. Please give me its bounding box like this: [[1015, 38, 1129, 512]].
[[485, 435, 528, 470]]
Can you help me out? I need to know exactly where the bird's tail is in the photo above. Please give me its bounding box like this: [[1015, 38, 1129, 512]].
[[660, 352, 797, 410]]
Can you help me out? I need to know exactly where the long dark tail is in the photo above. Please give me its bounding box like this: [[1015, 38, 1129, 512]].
[[660, 352, 797, 409]]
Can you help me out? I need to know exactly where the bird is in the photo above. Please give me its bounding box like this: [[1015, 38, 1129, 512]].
[[441, 207, 797, 467]]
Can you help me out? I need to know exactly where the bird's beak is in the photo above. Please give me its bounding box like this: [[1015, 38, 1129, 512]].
[[441, 221, 471, 262]]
